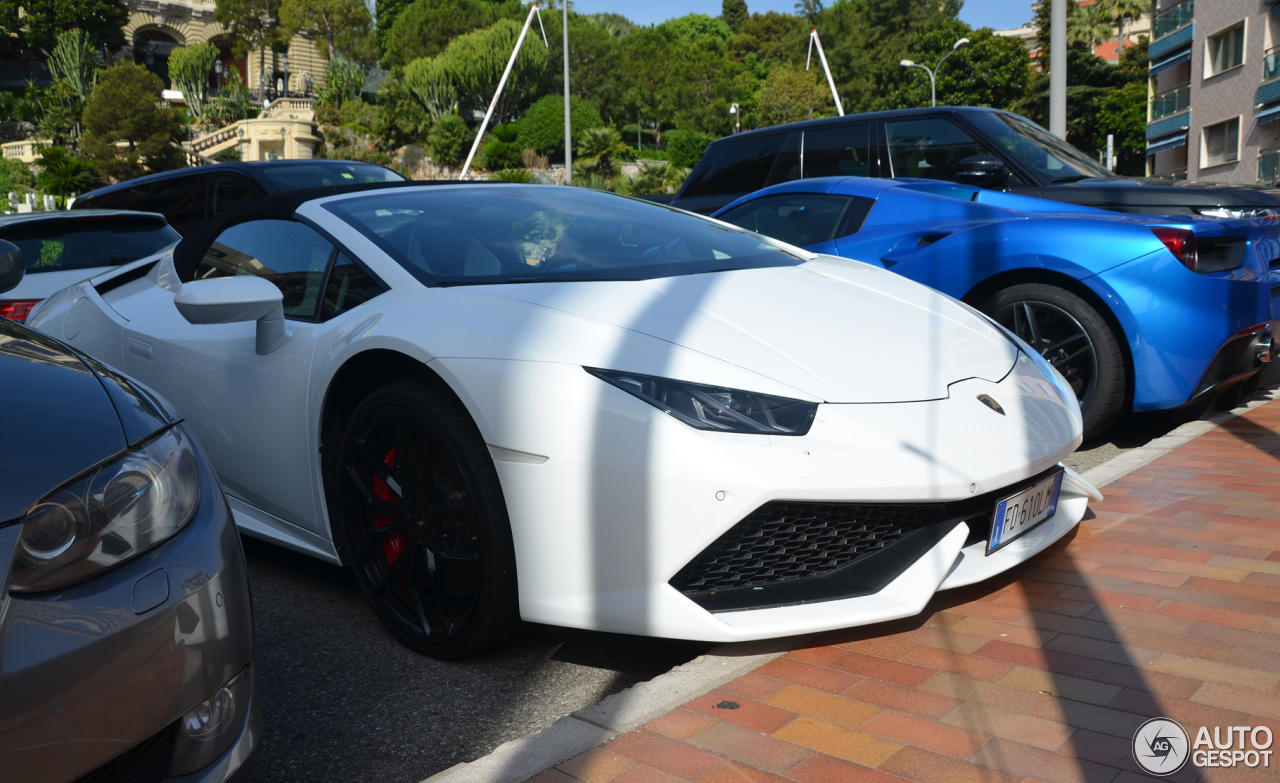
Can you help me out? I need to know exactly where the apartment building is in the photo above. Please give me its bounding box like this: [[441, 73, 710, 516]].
[[1147, 0, 1280, 184]]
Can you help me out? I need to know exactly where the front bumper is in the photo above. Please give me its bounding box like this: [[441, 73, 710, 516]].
[[0, 438, 259, 783], [434, 350, 1092, 642]]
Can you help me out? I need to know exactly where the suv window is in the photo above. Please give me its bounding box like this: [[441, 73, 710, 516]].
[[133, 174, 208, 235], [883, 118, 997, 181], [255, 162, 404, 191], [803, 124, 873, 178], [208, 172, 262, 218], [718, 193, 875, 247], [688, 134, 785, 197], [2, 214, 179, 273], [194, 219, 335, 319]]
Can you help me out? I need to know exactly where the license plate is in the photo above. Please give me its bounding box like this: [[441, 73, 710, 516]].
[[987, 470, 1064, 554]]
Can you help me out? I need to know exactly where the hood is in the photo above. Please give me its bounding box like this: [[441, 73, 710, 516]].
[[0, 320, 129, 523], [480, 256, 1019, 403], [1040, 178, 1280, 208]]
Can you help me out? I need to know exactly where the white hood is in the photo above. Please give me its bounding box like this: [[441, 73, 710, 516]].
[[479, 256, 1019, 403]]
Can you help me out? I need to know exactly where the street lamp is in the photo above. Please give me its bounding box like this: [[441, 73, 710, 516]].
[[237, 126, 245, 161], [900, 37, 970, 107], [282, 53, 289, 98], [279, 126, 288, 160], [214, 59, 224, 96], [729, 103, 740, 135]]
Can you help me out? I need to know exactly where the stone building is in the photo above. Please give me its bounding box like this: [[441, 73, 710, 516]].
[[1146, 0, 1280, 184], [122, 0, 327, 101]]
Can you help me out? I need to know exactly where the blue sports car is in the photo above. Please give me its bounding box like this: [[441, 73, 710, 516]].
[[714, 177, 1280, 438]]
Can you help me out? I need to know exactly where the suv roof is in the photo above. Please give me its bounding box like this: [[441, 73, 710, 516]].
[[77, 159, 402, 201]]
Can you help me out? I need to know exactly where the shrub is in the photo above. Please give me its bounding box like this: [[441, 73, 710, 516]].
[[490, 167, 535, 182], [478, 122, 520, 170], [663, 129, 717, 169], [427, 114, 470, 167], [515, 94, 602, 157]]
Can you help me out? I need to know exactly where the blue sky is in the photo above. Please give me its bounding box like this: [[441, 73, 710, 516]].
[[569, 0, 1035, 30]]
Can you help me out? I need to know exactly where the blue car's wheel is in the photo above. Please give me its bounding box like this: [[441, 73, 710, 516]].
[[982, 284, 1126, 440]]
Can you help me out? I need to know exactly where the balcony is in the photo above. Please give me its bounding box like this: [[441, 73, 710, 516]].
[[1154, 1, 1193, 40], [1267, 45, 1280, 82], [1151, 84, 1190, 121], [1261, 151, 1280, 185], [1159, 168, 1188, 181]]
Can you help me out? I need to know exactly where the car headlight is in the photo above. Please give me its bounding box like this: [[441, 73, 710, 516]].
[[587, 367, 818, 435], [9, 426, 201, 593]]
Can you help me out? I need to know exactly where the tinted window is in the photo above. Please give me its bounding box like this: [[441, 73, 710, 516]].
[[194, 219, 334, 319], [804, 124, 873, 179], [689, 135, 785, 197], [718, 194, 874, 247], [256, 162, 404, 192], [963, 112, 1111, 181], [131, 174, 207, 234], [208, 172, 262, 218], [2, 214, 179, 274], [321, 253, 383, 319], [883, 118, 996, 181], [327, 186, 803, 286]]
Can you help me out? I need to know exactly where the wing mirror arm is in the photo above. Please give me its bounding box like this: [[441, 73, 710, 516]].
[[173, 278, 293, 355]]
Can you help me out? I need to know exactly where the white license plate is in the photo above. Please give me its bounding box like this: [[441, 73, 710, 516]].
[[987, 470, 1064, 554]]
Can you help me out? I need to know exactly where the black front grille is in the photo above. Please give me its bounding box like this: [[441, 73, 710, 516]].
[[74, 724, 175, 783], [672, 466, 1063, 612], [671, 502, 945, 594]]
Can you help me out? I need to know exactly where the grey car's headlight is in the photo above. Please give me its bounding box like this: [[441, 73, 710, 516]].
[[587, 367, 818, 435], [9, 426, 201, 593]]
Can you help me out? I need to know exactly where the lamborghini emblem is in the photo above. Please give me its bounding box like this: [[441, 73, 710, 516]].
[[977, 394, 1005, 415]]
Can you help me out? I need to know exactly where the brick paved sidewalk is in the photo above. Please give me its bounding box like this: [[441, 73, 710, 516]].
[[532, 399, 1280, 783]]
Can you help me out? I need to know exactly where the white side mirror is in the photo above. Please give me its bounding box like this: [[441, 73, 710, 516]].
[[174, 277, 292, 355]]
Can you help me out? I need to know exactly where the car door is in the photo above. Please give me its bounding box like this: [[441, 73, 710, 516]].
[[121, 218, 339, 532]]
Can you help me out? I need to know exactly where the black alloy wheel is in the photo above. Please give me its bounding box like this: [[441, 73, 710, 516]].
[[980, 283, 1126, 440], [338, 380, 520, 658]]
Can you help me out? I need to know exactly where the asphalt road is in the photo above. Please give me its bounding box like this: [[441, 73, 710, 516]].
[[242, 396, 1228, 783]]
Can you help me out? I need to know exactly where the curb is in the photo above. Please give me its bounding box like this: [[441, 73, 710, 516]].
[[422, 387, 1280, 783]]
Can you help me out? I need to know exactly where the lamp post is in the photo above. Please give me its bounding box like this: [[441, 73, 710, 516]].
[[237, 126, 245, 161], [214, 59, 224, 96], [729, 103, 740, 135], [282, 53, 289, 98], [279, 126, 288, 160], [900, 37, 969, 107]]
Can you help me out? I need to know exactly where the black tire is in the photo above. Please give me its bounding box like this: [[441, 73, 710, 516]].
[[979, 283, 1126, 440], [336, 379, 521, 658]]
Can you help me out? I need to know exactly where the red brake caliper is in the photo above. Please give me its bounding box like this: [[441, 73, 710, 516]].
[[372, 446, 408, 566]]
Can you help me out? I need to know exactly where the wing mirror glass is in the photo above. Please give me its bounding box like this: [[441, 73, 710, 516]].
[[0, 239, 24, 294], [174, 277, 291, 355], [955, 155, 1011, 188]]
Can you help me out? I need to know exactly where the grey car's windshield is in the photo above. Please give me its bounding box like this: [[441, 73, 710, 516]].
[[966, 112, 1112, 181], [258, 162, 404, 191], [326, 186, 806, 286], [0, 214, 179, 273]]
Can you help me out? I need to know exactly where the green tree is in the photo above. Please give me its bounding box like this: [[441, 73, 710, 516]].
[[576, 126, 631, 180], [403, 57, 456, 120], [168, 43, 219, 121], [1093, 80, 1146, 175], [0, 0, 127, 57], [0, 157, 34, 195], [316, 55, 366, 108], [48, 30, 98, 107], [888, 23, 1030, 110], [375, 0, 413, 59], [479, 123, 521, 170], [427, 114, 470, 167], [35, 146, 97, 195], [372, 74, 432, 148], [81, 63, 184, 181], [663, 129, 717, 169], [515, 94, 603, 158], [538, 12, 626, 126], [425, 19, 548, 123], [757, 61, 832, 125], [722, 0, 749, 33], [730, 11, 808, 66], [1016, 46, 1122, 154], [1068, 2, 1112, 49], [280, 0, 374, 61], [215, 0, 283, 99], [1100, 0, 1146, 46], [382, 0, 522, 69]]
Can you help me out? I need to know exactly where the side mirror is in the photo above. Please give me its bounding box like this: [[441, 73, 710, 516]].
[[174, 277, 291, 355], [955, 155, 1011, 188], [0, 239, 23, 294]]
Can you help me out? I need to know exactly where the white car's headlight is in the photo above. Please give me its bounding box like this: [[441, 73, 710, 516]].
[[9, 427, 201, 593], [587, 367, 818, 436]]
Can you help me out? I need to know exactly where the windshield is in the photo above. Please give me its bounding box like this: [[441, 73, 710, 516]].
[[258, 162, 405, 192], [325, 186, 806, 286], [965, 112, 1112, 181], [0, 214, 179, 274]]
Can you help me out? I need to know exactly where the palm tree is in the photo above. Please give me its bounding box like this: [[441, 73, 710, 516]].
[[1068, 3, 1113, 51], [35, 147, 96, 196], [576, 127, 632, 181], [1098, 0, 1147, 55]]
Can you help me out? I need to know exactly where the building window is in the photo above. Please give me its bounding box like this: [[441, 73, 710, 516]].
[[1206, 21, 1246, 77], [1203, 118, 1241, 167], [1261, 149, 1280, 184]]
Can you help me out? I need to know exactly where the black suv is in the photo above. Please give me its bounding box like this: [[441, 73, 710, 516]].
[[669, 106, 1280, 216], [72, 159, 404, 235]]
